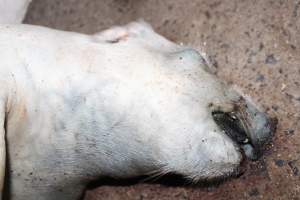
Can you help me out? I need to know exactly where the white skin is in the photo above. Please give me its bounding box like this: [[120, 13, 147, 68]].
[[0, 22, 273, 200]]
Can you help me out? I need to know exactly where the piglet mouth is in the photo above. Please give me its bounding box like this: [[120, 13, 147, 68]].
[[212, 111, 256, 159], [212, 111, 251, 145], [212, 103, 277, 161]]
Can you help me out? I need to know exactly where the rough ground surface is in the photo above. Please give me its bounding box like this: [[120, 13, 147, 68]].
[[25, 0, 300, 199]]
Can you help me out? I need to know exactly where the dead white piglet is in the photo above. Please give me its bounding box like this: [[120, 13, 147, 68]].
[[0, 22, 275, 200]]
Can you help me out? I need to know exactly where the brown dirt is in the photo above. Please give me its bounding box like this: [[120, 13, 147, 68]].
[[25, 0, 300, 199]]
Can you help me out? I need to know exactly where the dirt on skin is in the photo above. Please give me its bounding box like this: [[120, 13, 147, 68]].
[[24, 0, 300, 199]]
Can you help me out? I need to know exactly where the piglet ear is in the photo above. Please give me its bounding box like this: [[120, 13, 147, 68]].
[[0, 0, 32, 24], [92, 20, 153, 44], [92, 26, 130, 43]]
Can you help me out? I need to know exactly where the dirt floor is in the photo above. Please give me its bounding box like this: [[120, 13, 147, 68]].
[[24, 0, 300, 199]]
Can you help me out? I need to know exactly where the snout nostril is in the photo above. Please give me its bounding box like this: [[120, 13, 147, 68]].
[[249, 112, 277, 147]]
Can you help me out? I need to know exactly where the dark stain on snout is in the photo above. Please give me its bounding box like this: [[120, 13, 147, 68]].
[[212, 97, 277, 160]]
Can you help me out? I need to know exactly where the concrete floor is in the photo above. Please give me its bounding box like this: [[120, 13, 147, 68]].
[[25, 0, 300, 199]]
